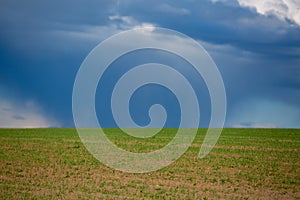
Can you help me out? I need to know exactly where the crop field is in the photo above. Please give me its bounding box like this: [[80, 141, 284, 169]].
[[0, 128, 299, 199]]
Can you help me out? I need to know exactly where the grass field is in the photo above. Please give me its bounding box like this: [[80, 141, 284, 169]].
[[0, 128, 299, 199]]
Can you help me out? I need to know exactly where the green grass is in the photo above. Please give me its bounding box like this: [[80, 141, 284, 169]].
[[0, 128, 299, 199]]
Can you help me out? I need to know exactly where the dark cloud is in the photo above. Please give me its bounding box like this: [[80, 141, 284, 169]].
[[2, 107, 11, 111], [12, 115, 25, 120], [116, 0, 300, 57], [0, 0, 299, 127]]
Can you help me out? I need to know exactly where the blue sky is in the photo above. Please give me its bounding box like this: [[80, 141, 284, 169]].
[[0, 0, 299, 128]]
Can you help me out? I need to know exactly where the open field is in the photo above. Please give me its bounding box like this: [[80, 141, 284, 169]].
[[0, 128, 299, 199]]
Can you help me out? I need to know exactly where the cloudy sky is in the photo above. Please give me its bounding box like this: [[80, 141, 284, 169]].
[[0, 0, 299, 128]]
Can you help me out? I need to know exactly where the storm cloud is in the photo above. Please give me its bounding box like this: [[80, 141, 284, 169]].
[[0, 0, 299, 128]]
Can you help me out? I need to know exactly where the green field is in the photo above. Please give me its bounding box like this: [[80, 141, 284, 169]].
[[0, 128, 299, 199]]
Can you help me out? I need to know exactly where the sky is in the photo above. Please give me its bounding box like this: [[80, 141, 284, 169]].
[[0, 0, 299, 128]]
